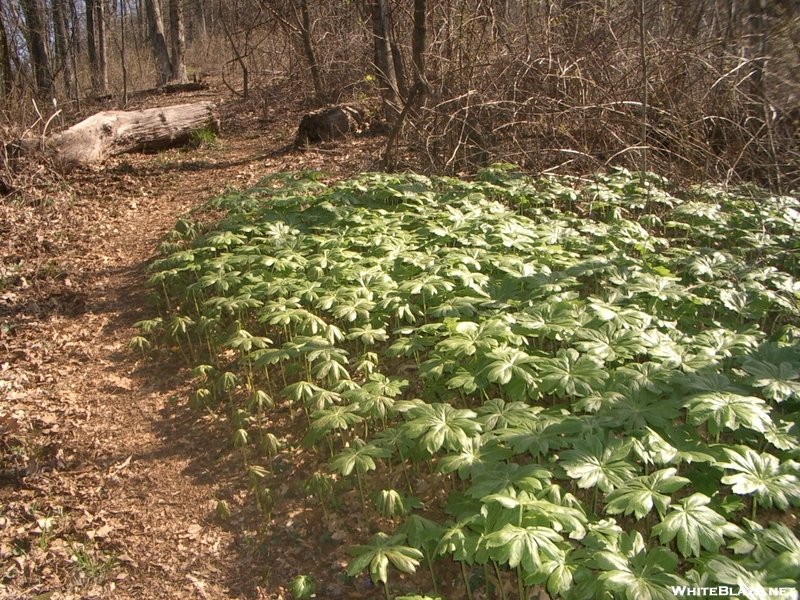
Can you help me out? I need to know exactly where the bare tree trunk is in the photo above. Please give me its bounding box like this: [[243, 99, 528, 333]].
[[169, 0, 188, 83], [87, 0, 110, 95], [371, 0, 400, 120], [639, 0, 648, 185], [196, 0, 207, 40], [748, 0, 767, 105], [0, 0, 13, 98], [412, 0, 426, 78], [96, 0, 108, 93], [121, 0, 128, 103], [145, 0, 173, 86], [20, 0, 53, 98], [137, 0, 145, 36], [218, 3, 248, 99], [52, 0, 74, 99], [295, 0, 325, 101]]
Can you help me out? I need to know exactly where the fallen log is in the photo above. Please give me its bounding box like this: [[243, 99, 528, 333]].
[[129, 81, 210, 100], [293, 105, 364, 149], [41, 101, 219, 170]]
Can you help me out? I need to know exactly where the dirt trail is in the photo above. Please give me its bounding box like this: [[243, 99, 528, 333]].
[[1, 100, 385, 599]]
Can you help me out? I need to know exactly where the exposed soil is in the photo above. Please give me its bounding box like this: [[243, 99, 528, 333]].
[[0, 88, 444, 600]]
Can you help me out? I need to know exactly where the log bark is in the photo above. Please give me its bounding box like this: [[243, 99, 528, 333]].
[[293, 105, 364, 148], [129, 81, 209, 99], [44, 102, 219, 169]]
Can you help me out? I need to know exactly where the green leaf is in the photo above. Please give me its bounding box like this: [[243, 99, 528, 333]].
[[596, 544, 684, 600], [347, 532, 423, 585], [742, 358, 800, 402], [437, 435, 512, 480], [329, 439, 389, 476], [289, 574, 316, 599], [719, 446, 800, 511], [604, 468, 690, 519], [651, 493, 733, 557], [403, 403, 482, 454], [574, 322, 647, 362], [483, 524, 563, 572], [560, 434, 638, 493], [538, 348, 609, 397], [467, 462, 552, 497], [684, 391, 772, 434], [304, 405, 364, 446]]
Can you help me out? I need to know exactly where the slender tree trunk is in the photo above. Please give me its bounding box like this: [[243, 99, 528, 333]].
[[0, 0, 13, 98], [196, 0, 207, 40], [86, 0, 99, 93], [96, 0, 108, 94], [20, 0, 53, 98], [121, 0, 128, 103], [68, 0, 81, 107], [145, 0, 173, 85], [137, 0, 145, 36], [748, 0, 767, 106], [52, 0, 74, 99], [169, 0, 188, 83], [390, 39, 406, 99], [296, 0, 325, 101], [638, 0, 648, 184], [219, 4, 248, 99], [371, 0, 400, 120], [412, 0, 426, 78]]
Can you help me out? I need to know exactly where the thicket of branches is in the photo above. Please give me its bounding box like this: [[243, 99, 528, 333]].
[[1, 0, 798, 189]]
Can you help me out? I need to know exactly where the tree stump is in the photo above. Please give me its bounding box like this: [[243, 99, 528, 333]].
[[42, 101, 219, 170], [293, 105, 364, 148]]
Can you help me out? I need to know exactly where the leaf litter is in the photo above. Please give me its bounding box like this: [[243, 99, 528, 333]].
[[1, 89, 387, 599]]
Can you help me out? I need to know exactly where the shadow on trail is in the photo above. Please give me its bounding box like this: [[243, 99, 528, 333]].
[[87, 255, 288, 599], [96, 254, 327, 599]]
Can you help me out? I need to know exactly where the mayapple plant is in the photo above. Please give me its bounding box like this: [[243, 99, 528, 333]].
[[144, 168, 800, 599]]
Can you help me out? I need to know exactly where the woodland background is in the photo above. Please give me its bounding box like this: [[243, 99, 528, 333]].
[[2, 2, 800, 599], [0, 0, 798, 189]]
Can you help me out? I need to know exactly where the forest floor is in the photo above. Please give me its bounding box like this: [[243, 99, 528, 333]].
[[0, 87, 427, 599]]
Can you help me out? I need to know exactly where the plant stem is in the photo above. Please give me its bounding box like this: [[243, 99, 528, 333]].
[[460, 561, 473, 600], [425, 550, 438, 594], [493, 561, 508, 600], [357, 471, 368, 522], [398, 446, 414, 494]]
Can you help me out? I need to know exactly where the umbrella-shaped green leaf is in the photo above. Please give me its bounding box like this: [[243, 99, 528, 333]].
[[403, 403, 482, 454], [560, 434, 638, 492], [347, 532, 423, 584], [719, 446, 800, 511], [538, 348, 609, 397], [604, 468, 690, 519], [651, 493, 734, 557], [483, 524, 563, 572]]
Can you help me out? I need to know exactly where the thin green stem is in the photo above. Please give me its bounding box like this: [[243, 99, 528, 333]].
[[460, 561, 473, 600], [493, 561, 508, 600], [425, 550, 438, 594]]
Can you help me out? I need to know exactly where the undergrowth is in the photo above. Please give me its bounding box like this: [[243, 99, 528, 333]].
[[137, 167, 800, 599]]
